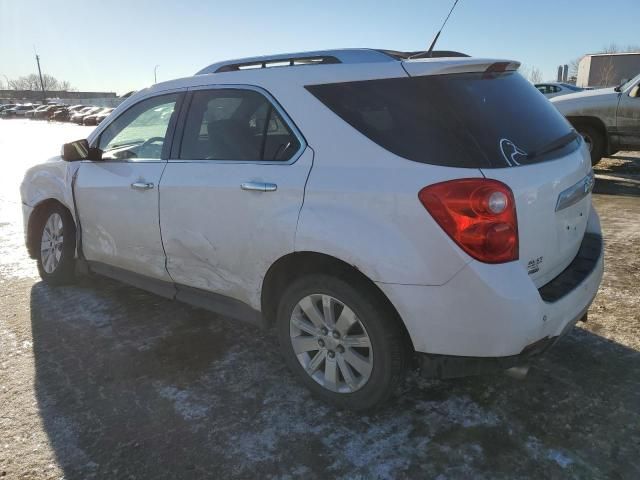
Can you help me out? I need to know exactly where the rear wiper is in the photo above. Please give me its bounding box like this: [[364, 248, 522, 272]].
[[526, 131, 579, 160]]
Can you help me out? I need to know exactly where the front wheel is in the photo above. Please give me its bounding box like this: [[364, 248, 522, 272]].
[[276, 274, 408, 410], [35, 205, 76, 285]]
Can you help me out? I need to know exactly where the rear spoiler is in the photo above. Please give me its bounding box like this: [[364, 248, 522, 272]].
[[402, 58, 521, 77]]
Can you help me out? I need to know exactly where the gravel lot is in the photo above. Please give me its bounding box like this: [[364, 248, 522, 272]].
[[1, 120, 639, 479]]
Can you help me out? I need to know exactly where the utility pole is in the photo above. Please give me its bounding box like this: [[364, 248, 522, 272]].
[[34, 50, 46, 103], [154, 65, 159, 84]]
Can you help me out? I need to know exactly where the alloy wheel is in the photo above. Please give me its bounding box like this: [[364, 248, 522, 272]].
[[40, 213, 64, 274], [289, 294, 373, 393]]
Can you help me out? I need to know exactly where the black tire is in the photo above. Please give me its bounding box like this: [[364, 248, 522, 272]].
[[276, 274, 408, 411], [34, 204, 76, 285], [575, 124, 605, 166]]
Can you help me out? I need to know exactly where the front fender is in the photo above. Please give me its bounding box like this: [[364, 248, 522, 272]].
[[20, 157, 77, 218], [552, 91, 619, 126]]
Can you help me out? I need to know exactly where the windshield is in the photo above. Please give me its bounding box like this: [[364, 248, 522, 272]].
[[307, 71, 577, 168], [619, 73, 640, 91]]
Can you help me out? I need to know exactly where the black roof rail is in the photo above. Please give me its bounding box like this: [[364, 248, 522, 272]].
[[214, 55, 341, 73], [196, 49, 398, 75]]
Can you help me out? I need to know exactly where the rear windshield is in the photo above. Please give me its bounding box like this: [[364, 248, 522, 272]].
[[306, 72, 578, 168]]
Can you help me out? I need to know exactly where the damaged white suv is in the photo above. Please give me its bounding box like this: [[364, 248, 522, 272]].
[[21, 49, 603, 410]]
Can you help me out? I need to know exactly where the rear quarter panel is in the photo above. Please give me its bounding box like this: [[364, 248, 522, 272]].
[[295, 126, 478, 286]]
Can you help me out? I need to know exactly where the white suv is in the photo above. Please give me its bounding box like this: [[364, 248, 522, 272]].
[[21, 49, 603, 410]]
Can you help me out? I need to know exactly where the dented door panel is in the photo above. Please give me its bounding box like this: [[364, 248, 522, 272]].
[[159, 149, 313, 310]]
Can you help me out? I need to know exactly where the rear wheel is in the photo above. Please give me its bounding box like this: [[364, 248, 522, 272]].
[[575, 124, 605, 166], [35, 205, 76, 285], [276, 274, 408, 410]]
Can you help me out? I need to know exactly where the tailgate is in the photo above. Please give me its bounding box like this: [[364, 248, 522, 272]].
[[481, 145, 594, 287]]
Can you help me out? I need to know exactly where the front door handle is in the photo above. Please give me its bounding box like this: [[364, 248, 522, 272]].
[[241, 181, 277, 192], [131, 181, 155, 190]]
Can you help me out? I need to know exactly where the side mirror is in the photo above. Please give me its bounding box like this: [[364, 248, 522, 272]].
[[61, 139, 102, 161]]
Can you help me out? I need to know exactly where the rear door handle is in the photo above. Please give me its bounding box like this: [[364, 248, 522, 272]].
[[131, 181, 155, 190], [241, 181, 277, 192]]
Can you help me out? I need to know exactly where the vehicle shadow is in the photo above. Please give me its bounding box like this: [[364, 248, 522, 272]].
[[608, 154, 640, 164], [594, 154, 640, 177], [30, 277, 640, 479], [593, 176, 640, 197]]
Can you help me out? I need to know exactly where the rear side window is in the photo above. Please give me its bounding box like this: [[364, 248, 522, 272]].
[[179, 89, 301, 161], [306, 72, 577, 168]]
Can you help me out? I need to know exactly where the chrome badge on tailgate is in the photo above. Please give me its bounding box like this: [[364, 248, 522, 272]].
[[555, 171, 595, 212]]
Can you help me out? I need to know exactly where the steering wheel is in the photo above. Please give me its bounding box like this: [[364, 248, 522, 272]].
[[137, 136, 165, 158], [141, 137, 165, 148]]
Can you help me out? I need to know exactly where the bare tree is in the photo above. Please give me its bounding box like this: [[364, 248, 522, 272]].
[[57, 79, 73, 91], [528, 67, 543, 84], [521, 65, 543, 84], [601, 42, 621, 54], [7, 73, 74, 91], [599, 57, 617, 87], [8, 74, 39, 90], [596, 43, 640, 54], [568, 56, 583, 83]]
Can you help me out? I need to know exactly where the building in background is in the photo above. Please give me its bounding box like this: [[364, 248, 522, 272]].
[[576, 52, 640, 88]]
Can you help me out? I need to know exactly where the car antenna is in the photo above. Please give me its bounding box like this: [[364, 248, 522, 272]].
[[410, 0, 462, 59]]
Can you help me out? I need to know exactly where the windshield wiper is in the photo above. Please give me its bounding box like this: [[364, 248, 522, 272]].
[[526, 131, 579, 160]]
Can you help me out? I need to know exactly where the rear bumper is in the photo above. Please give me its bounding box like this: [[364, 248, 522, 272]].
[[417, 310, 586, 378], [377, 207, 604, 358]]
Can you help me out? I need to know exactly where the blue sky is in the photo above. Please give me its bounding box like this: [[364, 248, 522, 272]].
[[1, 0, 638, 95]]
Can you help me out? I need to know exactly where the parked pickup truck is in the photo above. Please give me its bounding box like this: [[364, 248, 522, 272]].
[[552, 73, 640, 165]]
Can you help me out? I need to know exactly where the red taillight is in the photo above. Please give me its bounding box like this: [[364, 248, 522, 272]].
[[418, 178, 518, 263]]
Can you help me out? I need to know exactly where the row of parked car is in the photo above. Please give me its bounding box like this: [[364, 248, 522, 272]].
[[0, 103, 114, 126]]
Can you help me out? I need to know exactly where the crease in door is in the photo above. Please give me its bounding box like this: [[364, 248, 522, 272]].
[[294, 146, 315, 251], [70, 164, 86, 261], [157, 161, 178, 297]]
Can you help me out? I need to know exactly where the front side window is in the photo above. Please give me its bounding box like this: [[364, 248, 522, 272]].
[[98, 93, 178, 160], [179, 89, 300, 161]]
